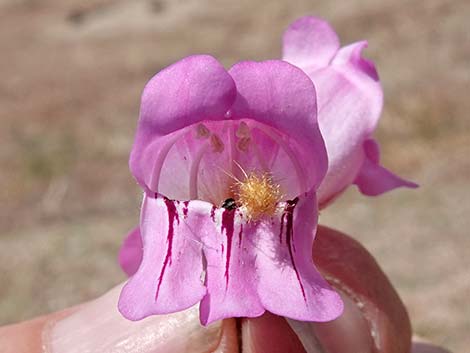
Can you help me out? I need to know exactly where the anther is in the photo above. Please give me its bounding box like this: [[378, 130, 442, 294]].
[[210, 134, 224, 153], [236, 121, 250, 138], [196, 123, 210, 139], [237, 137, 251, 152]]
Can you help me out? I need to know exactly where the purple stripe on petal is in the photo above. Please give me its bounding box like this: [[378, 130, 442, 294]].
[[221, 209, 235, 287], [284, 198, 306, 302], [210, 205, 216, 222], [119, 196, 207, 320], [200, 207, 264, 324], [256, 190, 343, 322], [155, 198, 179, 300], [182, 201, 189, 218], [279, 212, 286, 244]]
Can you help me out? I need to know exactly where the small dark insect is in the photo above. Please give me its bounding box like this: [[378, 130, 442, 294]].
[[221, 198, 237, 210]]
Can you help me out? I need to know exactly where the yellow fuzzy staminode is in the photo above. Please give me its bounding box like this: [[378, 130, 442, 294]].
[[235, 172, 281, 221]]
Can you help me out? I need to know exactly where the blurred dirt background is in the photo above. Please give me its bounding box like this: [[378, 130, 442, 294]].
[[0, 0, 469, 351]]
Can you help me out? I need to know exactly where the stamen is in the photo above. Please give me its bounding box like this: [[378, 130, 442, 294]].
[[251, 123, 307, 194], [250, 136, 269, 171], [218, 166, 241, 184], [189, 143, 210, 200], [237, 137, 251, 152], [210, 134, 224, 153], [233, 160, 248, 179], [236, 122, 269, 171], [151, 130, 186, 191], [195, 123, 211, 139], [236, 121, 250, 138], [228, 123, 236, 178]]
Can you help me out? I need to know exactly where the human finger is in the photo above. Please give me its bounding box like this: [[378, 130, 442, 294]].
[[0, 285, 239, 353], [242, 225, 412, 353]]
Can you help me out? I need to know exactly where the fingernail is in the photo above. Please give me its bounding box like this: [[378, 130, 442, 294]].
[[44, 284, 226, 353]]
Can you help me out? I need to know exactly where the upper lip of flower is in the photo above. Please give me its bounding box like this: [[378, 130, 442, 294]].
[[129, 55, 328, 205]]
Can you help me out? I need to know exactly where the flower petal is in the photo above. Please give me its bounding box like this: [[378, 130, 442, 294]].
[[119, 192, 343, 324], [282, 17, 411, 203], [255, 190, 343, 321], [130, 55, 237, 193], [332, 40, 379, 82], [282, 16, 340, 72], [229, 60, 328, 191], [138, 55, 236, 136], [312, 41, 384, 204], [118, 195, 209, 320], [118, 227, 143, 277], [199, 209, 265, 325], [354, 139, 418, 195]]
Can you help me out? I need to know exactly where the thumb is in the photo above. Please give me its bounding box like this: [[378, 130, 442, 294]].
[[0, 285, 239, 353], [47, 285, 239, 353]]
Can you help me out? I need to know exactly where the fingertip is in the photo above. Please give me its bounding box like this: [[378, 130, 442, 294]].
[[0, 308, 74, 353], [212, 319, 239, 353], [242, 313, 307, 353], [47, 284, 233, 353], [0, 318, 46, 353]]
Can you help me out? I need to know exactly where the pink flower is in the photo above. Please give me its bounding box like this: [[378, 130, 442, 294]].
[[118, 55, 343, 325], [118, 16, 418, 326], [282, 16, 417, 206]]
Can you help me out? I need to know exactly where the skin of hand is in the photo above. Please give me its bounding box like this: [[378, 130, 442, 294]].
[[0, 226, 451, 353]]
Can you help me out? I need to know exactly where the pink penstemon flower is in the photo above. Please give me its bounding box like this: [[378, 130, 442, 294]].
[[282, 16, 417, 205], [118, 55, 343, 325], [118, 16, 416, 326]]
